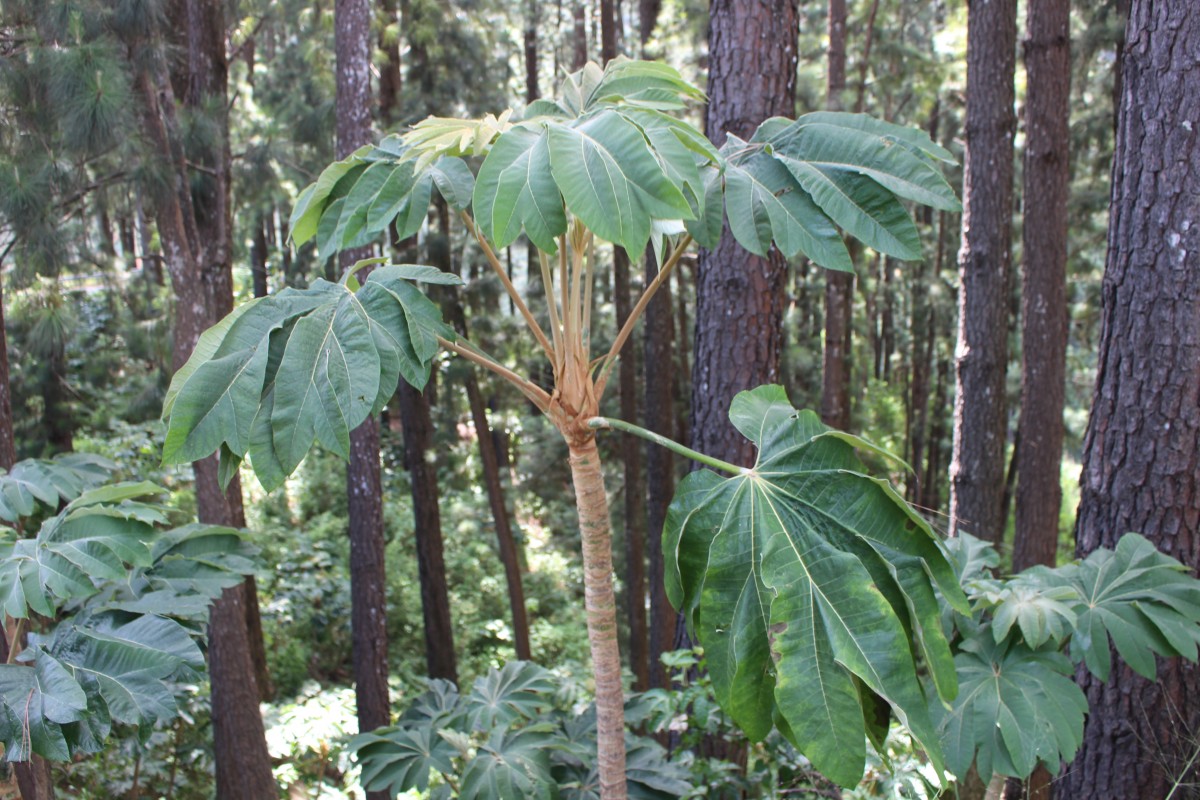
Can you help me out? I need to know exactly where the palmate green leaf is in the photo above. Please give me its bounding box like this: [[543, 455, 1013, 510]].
[[0, 483, 163, 619], [722, 143, 852, 269], [0, 454, 115, 523], [663, 385, 965, 788], [351, 723, 459, 796], [472, 125, 567, 254], [459, 725, 560, 800], [0, 614, 205, 762], [546, 108, 693, 255], [981, 574, 1078, 648], [465, 661, 557, 731], [932, 631, 1086, 781], [162, 269, 458, 491], [1049, 533, 1200, 681]]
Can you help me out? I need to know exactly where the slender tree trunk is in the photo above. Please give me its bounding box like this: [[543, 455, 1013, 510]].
[[336, 1, 392, 780], [396, 380, 459, 682], [525, 0, 539, 103], [1012, 0, 1070, 574], [820, 0, 853, 431], [0, 274, 12, 472], [251, 215, 270, 298], [1058, 3, 1200, 796], [638, 0, 661, 48], [379, 0, 402, 126], [643, 247, 675, 690], [573, 0, 588, 69], [691, 0, 799, 468], [948, 0, 1017, 545], [614, 248, 648, 689], [568, 436, 627, 800]]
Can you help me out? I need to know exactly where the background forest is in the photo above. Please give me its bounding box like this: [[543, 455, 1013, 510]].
[[0, 0, 1197, 799]]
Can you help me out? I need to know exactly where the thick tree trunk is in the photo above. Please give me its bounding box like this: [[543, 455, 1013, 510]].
[[948, 0, 1017, 545], [396, 380, 459, 682], [691, 0, 798, 468], [568, 436, 627, 800], [336, 1, 392, 782], [134, 8, 277, 794], [525, 0, 539, 103], [1057, 3, 1200, 797], [643, 247, 675, 689], [1012, 0, 1070, 573], [638, 0, 661, 49]]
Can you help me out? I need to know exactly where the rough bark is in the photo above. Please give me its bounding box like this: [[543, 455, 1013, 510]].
[[1012, 0, 1070, 573], [1057, 3, 1200, 796], [948, 0, 1017, 545], [336, 1, 392, 782], [568, 437, 627, 800], [132, 6, 277, 795], [690, 0, 798, 468], [643, 247, 675, 689], [820, 0, 853, 431], [395, 379, 459, 682]]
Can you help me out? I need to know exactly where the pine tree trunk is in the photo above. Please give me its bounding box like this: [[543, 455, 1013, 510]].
[[573, 0, 588, 69], [1012, 0, 1070, 573], [251, 215, 270, 298], [820, 0, 853, 432], [638, 0, 661, 49], [0, 274, 12, 472], [378, 0, 402, 125], [396, 380, 459, 682], [568, 437, 627, 800], [948, 0, 1017, 545], [335, 1, 392, 781], [691, 0, 798, 468], [643, 247, 675, 689], [1057, 3, 1200, 796]]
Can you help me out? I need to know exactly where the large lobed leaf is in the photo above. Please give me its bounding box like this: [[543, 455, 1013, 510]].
[[161, 268, 459, 490], [663, 385, 967, 787], [0, 482, 165, 618], [0, 454, 115, 523], [931, 628, 1087, 781]]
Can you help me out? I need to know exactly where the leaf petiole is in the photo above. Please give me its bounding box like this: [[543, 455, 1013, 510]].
[[585, 416, 748, 476]]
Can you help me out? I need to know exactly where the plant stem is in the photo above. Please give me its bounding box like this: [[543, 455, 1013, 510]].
[[437, 336, 551, 412], [567, 437, 628, 800], [459, 211, 555, 361], [596, 235, 692, 397], [586, 417, 748, 475], [538, 249, 564, 367]]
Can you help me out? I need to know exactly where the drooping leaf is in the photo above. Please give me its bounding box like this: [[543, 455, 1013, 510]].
[[472, 125, 567, 254], [0, 454, 115, 524], [663, 385, 964, 787], [932, 630, 1086, 781], [722, 143, 852, 269], [0, 483, 163, 619], [162, 269, 457, 490]]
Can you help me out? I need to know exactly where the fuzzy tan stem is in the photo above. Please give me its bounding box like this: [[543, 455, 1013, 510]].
[[568, 437, 628, 800], [437, 336, 552, 412]]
